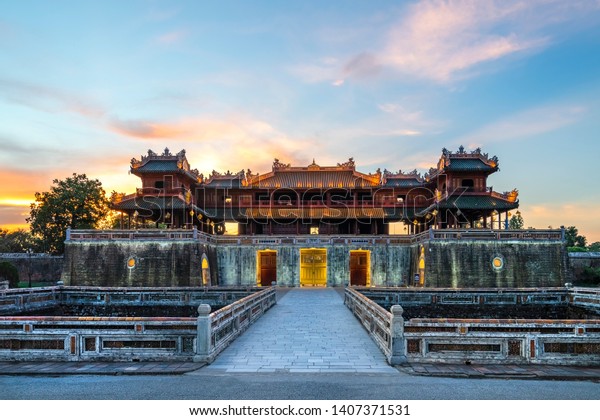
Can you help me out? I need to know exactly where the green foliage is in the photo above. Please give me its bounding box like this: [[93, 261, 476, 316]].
[[564, 226, 587, 248], [27, 173, 110, 255], [578, 267, 600, 286], [0, 228, 41, 253], [588, 242, 600, 252], [508, 211, 524, 230], [568, 246, 588, 253], [0, 262, 19, 288]]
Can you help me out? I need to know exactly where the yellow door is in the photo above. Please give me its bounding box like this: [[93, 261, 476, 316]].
[[300, 248, 327, 287]]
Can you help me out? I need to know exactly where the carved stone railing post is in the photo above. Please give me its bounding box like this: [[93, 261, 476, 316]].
[[193, 304, 212, 363], [389, 305, 407, 365]]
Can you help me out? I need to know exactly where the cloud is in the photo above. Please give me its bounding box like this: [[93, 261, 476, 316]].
[[457, 104, 586, 145], [106, 114, 313, 174], [0, 78, 105, 117], [343, 52, 381, 79], [382, 0, 550, 82], [109, 118, 191, 139], [294, 0, 600, 85], [156, 30, 187, 45], [289, 58, 341, 84]]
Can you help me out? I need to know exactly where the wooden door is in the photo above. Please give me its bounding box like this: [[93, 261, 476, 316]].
[[300, 249, 327, 287], [258, 251, 277, 286], [350, 251, 369, 286]]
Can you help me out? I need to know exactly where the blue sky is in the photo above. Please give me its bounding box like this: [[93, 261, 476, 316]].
[[1, 0, 599, 241]]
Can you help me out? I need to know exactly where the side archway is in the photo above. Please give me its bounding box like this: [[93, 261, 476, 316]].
[[201, 254, 211, 286]]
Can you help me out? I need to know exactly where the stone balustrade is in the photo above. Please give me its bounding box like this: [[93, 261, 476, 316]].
[[66, 228, 565, 245], [346, 287, 600, 366], [0, 286, 276, 362], [195, 286, 277, 363]]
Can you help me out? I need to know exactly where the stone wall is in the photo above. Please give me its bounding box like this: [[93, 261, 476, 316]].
[[216, 243, 416, 287], [569, 252, 600, 283], [62, 241, 218, 287], [61, 237, 569, 288], [0, 254, 63, 285], [423, 241, 569, 288]]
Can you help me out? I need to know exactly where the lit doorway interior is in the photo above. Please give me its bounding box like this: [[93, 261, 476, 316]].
[[300, 248, 327, 287], [350, 250, 370, 286], [257, 250, 277, 286]]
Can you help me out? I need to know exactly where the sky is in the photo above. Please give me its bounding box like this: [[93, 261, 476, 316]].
[[1, 0, 599, 242]]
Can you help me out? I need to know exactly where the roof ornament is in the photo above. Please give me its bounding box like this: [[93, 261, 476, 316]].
[[273, 158, 291, 170], [458, 145, 465, 154], [337, 157, 355, 169]]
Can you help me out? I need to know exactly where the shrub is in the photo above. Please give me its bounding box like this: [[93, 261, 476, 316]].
[[578, 267, 600, 287], [0, 262, 19, 288]]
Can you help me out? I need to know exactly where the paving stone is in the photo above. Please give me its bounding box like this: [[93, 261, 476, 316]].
[[204, 288, 397, 373]]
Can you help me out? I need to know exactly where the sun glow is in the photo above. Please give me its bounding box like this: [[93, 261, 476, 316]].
[[0, 198, 32, 207]]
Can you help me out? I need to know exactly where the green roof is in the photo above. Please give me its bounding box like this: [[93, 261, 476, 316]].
[[439, 195, 518, 211], [113, 197, 207, 216], [446, 158, 496, 172], [133, 160, 180, 172], [203, 178, 243, 188], [384, 178, 423, 188]]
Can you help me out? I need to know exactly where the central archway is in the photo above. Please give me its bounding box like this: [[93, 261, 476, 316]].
[[300, 248, 327, 287]]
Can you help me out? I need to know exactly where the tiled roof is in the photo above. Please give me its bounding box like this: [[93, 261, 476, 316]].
[[439, 195, 518, 211], [383, 178, 424, 188], [446, 158, 496, 172], [112, 196, 206, 215], [249, 170, 380, 189], [204, 178, 243, 188], [243, 208, 386, 219], [132, 160, 180, 172], [131, 160, 199, 182]]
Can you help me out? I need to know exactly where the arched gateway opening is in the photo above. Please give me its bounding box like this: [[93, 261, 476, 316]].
[[257, 250, 277, 286], [350, 250, 370, 286], [300, 248, 327, 287]]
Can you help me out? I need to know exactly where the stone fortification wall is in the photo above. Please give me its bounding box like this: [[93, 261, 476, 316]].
[[423, 241, 568, 288], [216, 243, 416, 287], [0, 254, 63, 285], [61, 235, 569, 288], [61, 241, 218, 287], [569, 252, 600, 282]]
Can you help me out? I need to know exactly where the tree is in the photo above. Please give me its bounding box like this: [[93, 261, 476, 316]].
[[28, 173, 110, 254], [588, 242, 600, 252], [564, 226, 587, 248], [508, 211, 524, 230], [0, 228, 40, 253]]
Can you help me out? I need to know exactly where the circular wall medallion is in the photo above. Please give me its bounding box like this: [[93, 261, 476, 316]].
[[491, 256, 504, 271], [127, 257, 136, 269]]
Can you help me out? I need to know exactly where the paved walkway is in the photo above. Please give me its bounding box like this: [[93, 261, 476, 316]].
[[204, 288, 397, 373]]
